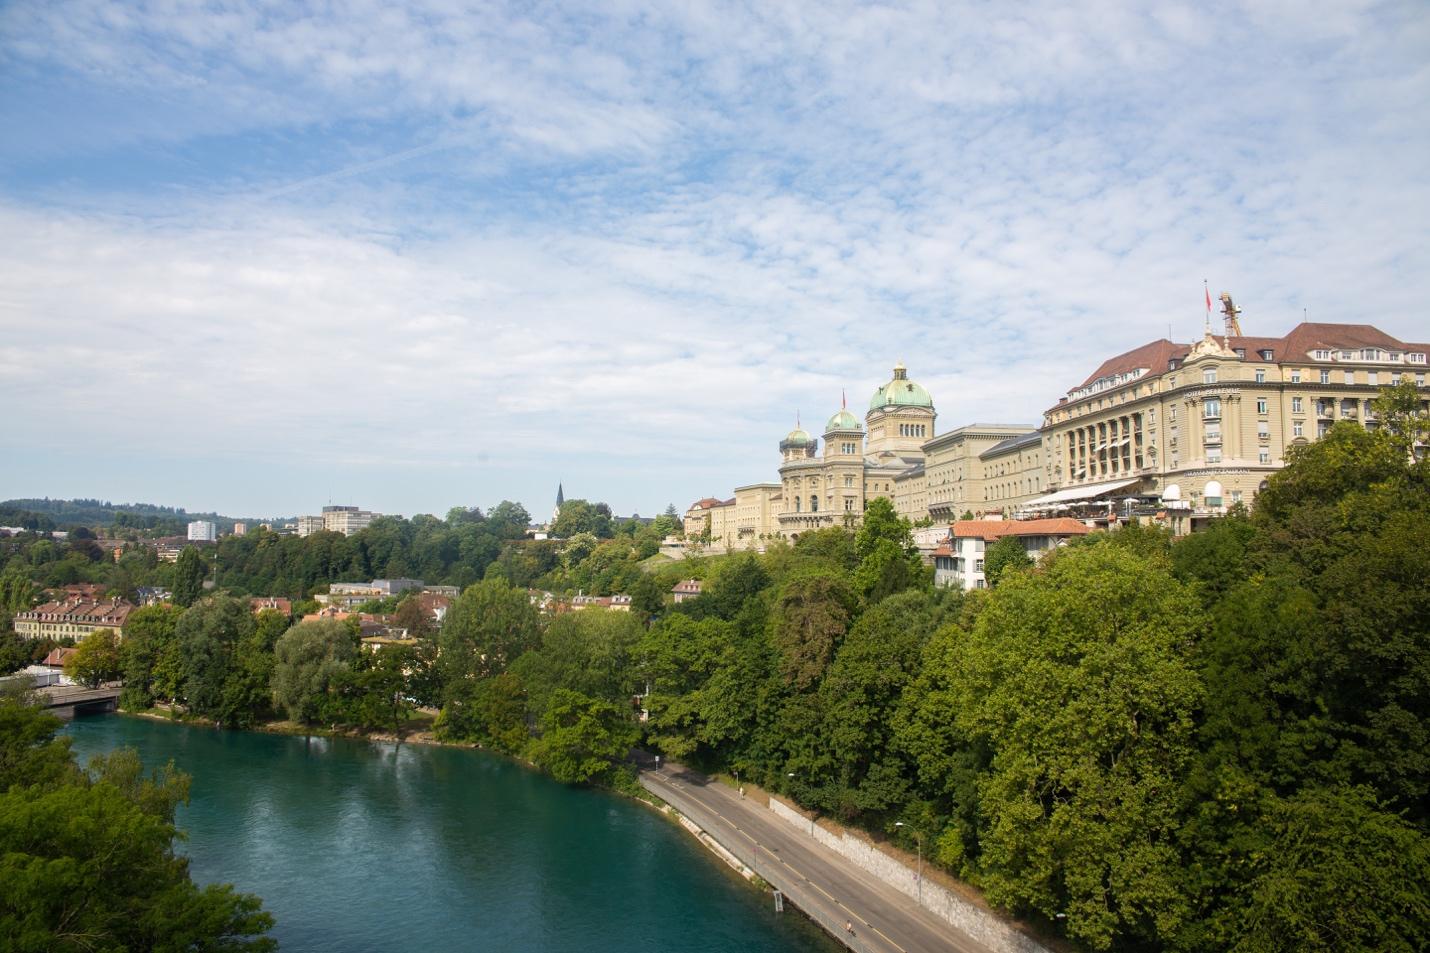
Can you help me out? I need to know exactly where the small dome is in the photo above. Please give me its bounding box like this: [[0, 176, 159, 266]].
[[825, 409, 863, 433], [869, 363, 934, 411], [781, 427, 814, 449]]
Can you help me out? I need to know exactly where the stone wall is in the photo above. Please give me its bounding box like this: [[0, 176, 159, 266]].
[[766, 797, 1050, 953]]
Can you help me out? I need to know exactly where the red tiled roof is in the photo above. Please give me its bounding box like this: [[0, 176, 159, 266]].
[[1074, 338, 1187, 390], [250, 597, 292, 614], [671, 579, 703, 594], [1060, 322, 1427, 413], [953, 518, 1092, 540]]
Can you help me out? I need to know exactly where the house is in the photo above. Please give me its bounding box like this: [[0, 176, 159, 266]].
[[13, 597, 136, 641], [934, 518, 1093, 590], [569, 593, 633, 612], [671, 579, 703, 603], [251, 596, 293, 615]]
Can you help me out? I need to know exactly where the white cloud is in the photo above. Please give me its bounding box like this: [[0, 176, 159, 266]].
[[0, 0, 1427, 515]]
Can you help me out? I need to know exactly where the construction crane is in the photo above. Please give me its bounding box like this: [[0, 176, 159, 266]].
[[1219, 292, 1243, 337]]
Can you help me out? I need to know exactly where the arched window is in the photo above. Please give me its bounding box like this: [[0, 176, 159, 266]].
[[810, 495, 819, 512]]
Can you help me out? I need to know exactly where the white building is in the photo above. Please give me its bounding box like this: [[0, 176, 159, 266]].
[[933, 518, 1092, 590], [187, 520, 217, 542]]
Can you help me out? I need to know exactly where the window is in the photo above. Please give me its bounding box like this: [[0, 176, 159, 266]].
[[810, 496, 818, 512], [1203, 366, 1218, 384], [844, 474, 853, 487], [1363, 348, 1377, 360], [1257, 398, 1268, 414], [1368, 371, 1378, 386], [1258, 422, 1270, 439], [1314, 349, 1330, 360], [1392, 374, 1401, 385], [1207, 448, 1222, 463], [975, 559, 985, 573], [1169, 405, 1177, 422], [1418, 373, 1426, 386], [1291, 369, 1302, 383], [1259, 448, 1271, 464], [1293, 420, 1304, 438], [1344, 370, 1354, 385], [844, 499, 853, 512], [1292, 396, 1303, 413], [1232, 490, 1244, 504], [1255, 368, 1266, 383], [1320, 370, 1331, 384], [1260, 349, 1274, 361], [1204, 398, 1221, 418]]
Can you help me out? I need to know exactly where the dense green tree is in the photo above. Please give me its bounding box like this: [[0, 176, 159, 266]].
[[172, 546, 206, 607], [327, 647, 414, 732], [437, 578, 539, 691], [270, 619, 357, 724], [852, 497, 925, 602], [174, 596, 256, 722], [923, 545, 1206, 949], [63, 627, 121, 688], [511, 609, 643, 719], [529, 688, 638, 784], [768, 568, 857, 690], [435, 672, 528, 753], [118, 603, 185, 710], [0, 696, 275, 952], [551, 499, 613, 539], [981, 536, 1032, 585], [0, 567, 37, 612]]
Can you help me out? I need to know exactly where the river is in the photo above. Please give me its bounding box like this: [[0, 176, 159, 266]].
[[66, 714, 838, 953]]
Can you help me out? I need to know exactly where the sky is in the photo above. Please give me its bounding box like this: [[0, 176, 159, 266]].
[[2, 1, 1427, 521]]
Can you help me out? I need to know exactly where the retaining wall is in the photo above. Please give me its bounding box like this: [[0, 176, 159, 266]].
[[766, 797, 1050, 953]]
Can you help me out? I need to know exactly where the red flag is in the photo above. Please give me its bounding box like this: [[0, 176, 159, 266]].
[[1205, 284, 1212, 314]]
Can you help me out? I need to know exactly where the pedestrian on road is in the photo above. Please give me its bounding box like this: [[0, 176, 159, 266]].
[[845, 920, 855, 937]]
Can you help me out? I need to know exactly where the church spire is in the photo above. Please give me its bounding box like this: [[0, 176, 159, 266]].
[[556, 483, 564, 507]]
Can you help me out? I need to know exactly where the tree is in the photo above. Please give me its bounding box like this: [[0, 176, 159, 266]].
[[437, 578, 540, 689], [982, 536, 1032, 585], [0, 695, 275, 951], [551, 499, 612, 539], [270, 619, 357, 724], [853, 498, 925, 602], [529, 688, 638, 784], [436, 672, 528, 753], [118, 603, 185, 710], [768, 569, 857, 691], [63, 628, 121, 688], [0, 567, 37, 612], [175, 596, 256, 721], [172, 547, 205, 607], [931, 545, 1205, 950]]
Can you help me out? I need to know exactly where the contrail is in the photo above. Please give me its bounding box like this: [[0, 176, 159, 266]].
[[254, 140, 454, 200]]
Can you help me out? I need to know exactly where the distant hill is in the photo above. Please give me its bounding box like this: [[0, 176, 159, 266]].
[[0, 498, 288, 534]]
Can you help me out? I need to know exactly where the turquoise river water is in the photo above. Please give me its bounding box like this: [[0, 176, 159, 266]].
[[66, 714, 837, 953]]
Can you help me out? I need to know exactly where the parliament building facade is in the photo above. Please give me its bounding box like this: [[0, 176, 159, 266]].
[[685, 301, 1429, 549]]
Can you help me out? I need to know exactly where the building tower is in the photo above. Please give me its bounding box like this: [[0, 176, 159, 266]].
[[865, 362, 937, 458], [552, 483, 564, 524]]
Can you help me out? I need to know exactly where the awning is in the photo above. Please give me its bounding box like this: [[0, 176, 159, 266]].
[[1022, 477, 1145, 508]]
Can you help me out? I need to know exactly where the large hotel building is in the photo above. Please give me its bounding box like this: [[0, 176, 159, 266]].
[[685, 301, 1429, 547]]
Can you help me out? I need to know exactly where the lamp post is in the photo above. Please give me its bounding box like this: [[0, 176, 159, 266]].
[[894, 822, 924, 903]]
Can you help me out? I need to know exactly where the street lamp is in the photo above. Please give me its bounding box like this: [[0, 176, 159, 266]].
[[894, 822, 924, 903]]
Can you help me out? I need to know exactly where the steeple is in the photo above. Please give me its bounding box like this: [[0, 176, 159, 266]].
[[552, 483, 564, 525]]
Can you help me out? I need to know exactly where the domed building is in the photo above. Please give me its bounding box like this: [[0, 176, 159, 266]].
[[776, 365, 938, 536]]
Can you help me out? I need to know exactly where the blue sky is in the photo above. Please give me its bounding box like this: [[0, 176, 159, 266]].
[[2, 0, 1427, 520]]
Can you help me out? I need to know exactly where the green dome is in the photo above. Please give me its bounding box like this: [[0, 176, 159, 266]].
[[825, 409, 863, 433], [781, 427, 813, 448], [869, 363, 933, 411]]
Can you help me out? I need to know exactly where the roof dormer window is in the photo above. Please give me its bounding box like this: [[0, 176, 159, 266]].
[[1314, 349, 1331, 360]]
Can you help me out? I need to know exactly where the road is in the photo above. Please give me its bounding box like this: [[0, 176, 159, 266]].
[[641, 764, 997, 953]]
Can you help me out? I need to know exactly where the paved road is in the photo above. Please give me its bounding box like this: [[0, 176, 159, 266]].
[[641, 765, 996, 953]]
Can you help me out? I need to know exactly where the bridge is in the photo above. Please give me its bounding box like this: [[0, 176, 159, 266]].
[[35, 683, 121, 719]]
